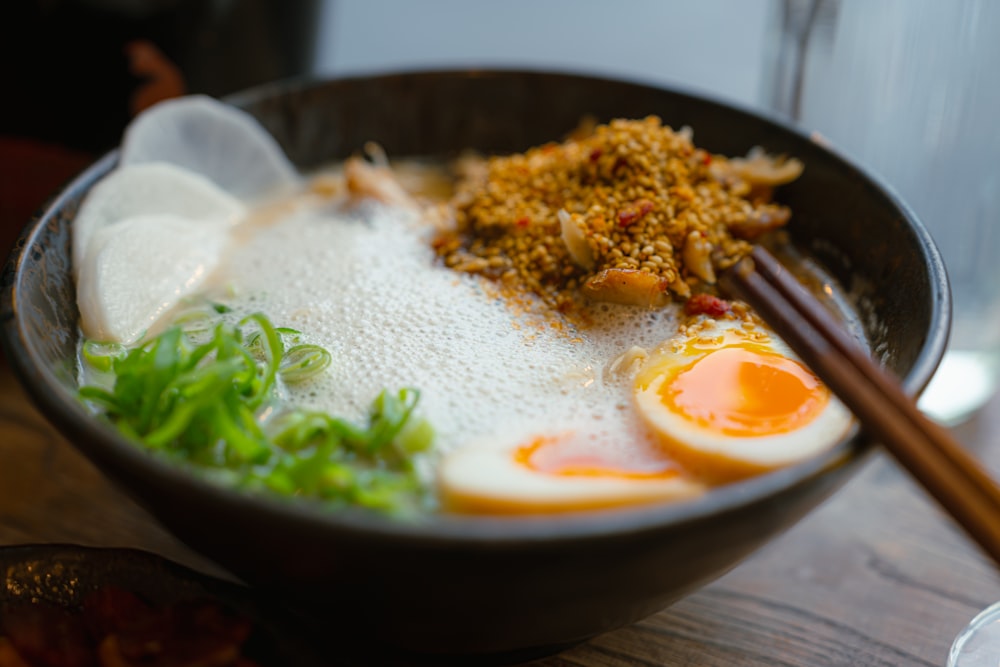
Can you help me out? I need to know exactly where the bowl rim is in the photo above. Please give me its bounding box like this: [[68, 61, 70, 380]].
[[0, 69, 951, 545]]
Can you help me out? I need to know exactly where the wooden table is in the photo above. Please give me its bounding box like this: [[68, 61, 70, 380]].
[[1, 360, 998, 667]]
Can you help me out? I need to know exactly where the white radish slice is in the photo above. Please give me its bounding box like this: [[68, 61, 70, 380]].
[[77, 214, 228, 344], [120, 95, 300, 200], [73, 162, 244, 280]]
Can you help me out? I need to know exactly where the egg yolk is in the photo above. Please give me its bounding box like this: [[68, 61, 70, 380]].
[[515, 435, 682, 480], [659, 344, 828, 437]]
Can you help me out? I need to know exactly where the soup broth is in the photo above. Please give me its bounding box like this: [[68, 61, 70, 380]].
[[74, 100, 862, 517]]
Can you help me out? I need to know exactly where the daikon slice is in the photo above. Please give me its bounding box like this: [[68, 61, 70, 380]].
[[77, 214, 228, 344], [73, 163, 243, 280], [120, 95, 300, 201]]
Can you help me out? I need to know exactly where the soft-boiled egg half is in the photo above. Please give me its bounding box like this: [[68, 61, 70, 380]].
[[439, 429, 705, 514], [436, 313, 852, 514], [634, 317, 854, 482]]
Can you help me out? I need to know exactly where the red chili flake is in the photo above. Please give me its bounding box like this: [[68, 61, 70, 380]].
[[617, 199, 654, 228], [702, 152, 712, 166], [684, 293, 731, 318], [515, 216, 531, 228], [589, 148, 603, 162], [430, 234, 458, 251], [617, 208, 638, 227]]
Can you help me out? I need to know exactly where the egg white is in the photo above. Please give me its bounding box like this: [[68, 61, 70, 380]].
[[438, 430, 704, 514]]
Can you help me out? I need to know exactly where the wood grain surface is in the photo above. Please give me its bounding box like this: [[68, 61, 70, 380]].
[[1, 361, 997, 666]]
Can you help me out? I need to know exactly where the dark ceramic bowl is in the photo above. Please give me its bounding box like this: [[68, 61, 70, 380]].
[[0, 71, 949, 663]]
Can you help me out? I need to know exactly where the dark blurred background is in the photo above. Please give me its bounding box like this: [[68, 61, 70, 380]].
[[4, 0, 996, 419], [0, 0, 322, 256], [0, 0, 769, 262]]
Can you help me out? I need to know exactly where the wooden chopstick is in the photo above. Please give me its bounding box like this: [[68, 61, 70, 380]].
[[719, 245, 1000, 566]]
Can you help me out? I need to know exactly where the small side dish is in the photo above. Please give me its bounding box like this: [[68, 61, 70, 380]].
[[0, 546, 326, 667], [0, 587, 258, 667]]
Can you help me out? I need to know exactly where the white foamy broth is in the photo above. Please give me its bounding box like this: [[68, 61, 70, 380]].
[[204, 189, 688, 473], [203, 164, 863, 477]]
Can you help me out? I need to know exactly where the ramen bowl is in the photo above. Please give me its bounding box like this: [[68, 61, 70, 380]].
[[0, 71, 949, 663]]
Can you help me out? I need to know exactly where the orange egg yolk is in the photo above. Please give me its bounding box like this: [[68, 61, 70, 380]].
[[659, 344, 828, 437], [514, 435, 682, 479]]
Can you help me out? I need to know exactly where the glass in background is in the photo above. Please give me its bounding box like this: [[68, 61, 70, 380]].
[[315, 0, 773, 110], [764, 0, 1000, 425]]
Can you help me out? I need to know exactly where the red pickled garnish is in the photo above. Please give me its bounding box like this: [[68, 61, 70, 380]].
[[702, 152, 712, 165], [684, 293, 731, 318], [1, 602, 95, 667], [0, 587, 260, 666], [113, 600, 252, 663], [589, 148, 603, 162], [515, 216, 531, 228], [81, 586, 150, 640]]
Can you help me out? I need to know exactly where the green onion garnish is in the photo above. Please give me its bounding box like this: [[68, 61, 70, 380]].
[[81, 340, 127, 372], [79, 310, 433, 515], [279, 344, 332, 383]]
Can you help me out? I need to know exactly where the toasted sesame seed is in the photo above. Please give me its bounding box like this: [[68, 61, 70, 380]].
[[436, 117, 794, 309]]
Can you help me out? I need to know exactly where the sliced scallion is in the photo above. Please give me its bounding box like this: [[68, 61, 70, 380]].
[[81, 340, 126, 372], [279, 344, 332, 383], [78, 309, 434, 515]]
